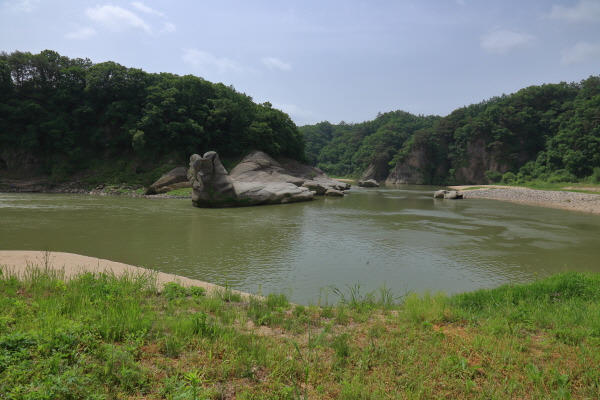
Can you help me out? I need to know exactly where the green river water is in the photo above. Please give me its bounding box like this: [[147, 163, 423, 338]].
[[1, 186, 599, 303]]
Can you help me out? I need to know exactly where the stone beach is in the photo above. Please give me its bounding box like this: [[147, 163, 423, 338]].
[[449, 186, 600, 215]]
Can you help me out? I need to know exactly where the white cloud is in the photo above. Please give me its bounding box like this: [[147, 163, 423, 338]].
[[65, 27, 97, 40], [549, 0, 600, 23], [261, 57, 292, 71], [131, 1, 166, 18], [161, 22, 176, 33], [3, 0, 40, 13], [561, 41, 600, 65], [182, 49, 246, 74], [480, 29, 536, 55], [85, 5, 151, 33]]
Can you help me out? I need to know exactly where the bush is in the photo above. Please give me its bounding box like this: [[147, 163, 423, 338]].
[[501, 172, 517, 184], [547, 169, 578, 183], [590, 167, 600, 183], [484, 170, 503, 183]]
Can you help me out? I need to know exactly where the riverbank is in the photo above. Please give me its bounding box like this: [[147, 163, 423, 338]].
[[1, 262, 599, 399], [0, 250, 235, 295], [449, 185, 600, 214]]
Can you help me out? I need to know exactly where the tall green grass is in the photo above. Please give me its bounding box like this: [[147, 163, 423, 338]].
[[1, 264, 600, 399]]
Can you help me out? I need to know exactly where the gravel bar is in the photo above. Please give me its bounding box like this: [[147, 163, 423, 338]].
[[457, 187, 600, 214]]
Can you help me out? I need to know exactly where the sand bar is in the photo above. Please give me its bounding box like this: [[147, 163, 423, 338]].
[[0, 250, 240, 295], [448, 185, 600, 215]]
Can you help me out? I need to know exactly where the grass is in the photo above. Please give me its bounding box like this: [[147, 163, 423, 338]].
[[164, 187, 193, 197], [1, 265, 600, 399]]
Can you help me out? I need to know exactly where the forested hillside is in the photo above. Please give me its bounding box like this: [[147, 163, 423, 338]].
[[0, 50, 305, 184], [302, 76, 600, 185]]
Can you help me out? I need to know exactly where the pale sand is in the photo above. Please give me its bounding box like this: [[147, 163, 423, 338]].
[[447, 185, 600, 215], [0, 250, 242, 295]]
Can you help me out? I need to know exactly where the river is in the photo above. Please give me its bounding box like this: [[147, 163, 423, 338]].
[[1, 186, 599, 304]]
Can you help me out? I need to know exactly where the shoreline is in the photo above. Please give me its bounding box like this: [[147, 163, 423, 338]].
[[0, 250, 246, 296], [448, 185, 600, 215]]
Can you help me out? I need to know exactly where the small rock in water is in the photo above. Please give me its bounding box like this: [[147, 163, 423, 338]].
[[433, 189, 463, 199]]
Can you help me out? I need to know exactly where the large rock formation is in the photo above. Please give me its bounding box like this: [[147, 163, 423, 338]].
[[189, 151, 347, 207], [145, 167, 191, 195], [230, 151, 350, 194], [385, 143, 447, 184], [359, 162, 389, 183]]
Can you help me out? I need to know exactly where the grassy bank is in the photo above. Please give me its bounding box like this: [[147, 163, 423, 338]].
[[1, 267, 599, 399]]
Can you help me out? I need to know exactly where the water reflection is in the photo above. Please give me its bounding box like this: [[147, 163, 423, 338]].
[[1, 187, 600, 304]]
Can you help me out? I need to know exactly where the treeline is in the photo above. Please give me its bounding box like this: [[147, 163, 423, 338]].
[[0, 50, 305, 182], [301, 76, 600, 185], [301, 111, 440, 178]]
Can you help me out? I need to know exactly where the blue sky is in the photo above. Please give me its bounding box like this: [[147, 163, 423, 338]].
[[1, 0, 599, 125]]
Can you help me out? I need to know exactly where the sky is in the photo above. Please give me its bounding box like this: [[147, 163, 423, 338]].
[[1, 0, 599, 126]]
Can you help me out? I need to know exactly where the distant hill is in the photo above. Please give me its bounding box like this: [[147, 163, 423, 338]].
[[0, 50, 305, 185], [301, 76, 600, 185]]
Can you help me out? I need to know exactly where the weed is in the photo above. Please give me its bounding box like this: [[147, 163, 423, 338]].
[[2, 267, 600, 399], [162, 282, 205, 301], [329, 283, 375, 311]]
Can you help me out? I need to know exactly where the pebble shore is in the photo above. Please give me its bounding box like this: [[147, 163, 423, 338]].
[[455, 187, 600, 215]]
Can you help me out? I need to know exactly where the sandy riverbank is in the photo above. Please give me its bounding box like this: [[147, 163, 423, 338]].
[[0, 250, 239, 295], [448, 185, 600, 214]]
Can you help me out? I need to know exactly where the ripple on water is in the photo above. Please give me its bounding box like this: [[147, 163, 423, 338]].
[[2, 189, 600, 302]]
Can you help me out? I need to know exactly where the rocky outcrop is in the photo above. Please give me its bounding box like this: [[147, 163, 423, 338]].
[[454, 138, 514, 184], [188, 151, 319, 207], [358, 179, 379, 187], [230, 151, 350, 195], [145, 167, 191, 195], [385, 142, 447, 184], [359, 162, 389, 183], [386, 147, 428, 184], [433, 190, 463, 199]]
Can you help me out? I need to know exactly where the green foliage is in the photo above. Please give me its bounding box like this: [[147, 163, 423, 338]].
[[484, 170, 503, 183], [2, 265, 600, 399], [303, 78, 600, 185], [301, 111, 439, 178], [502, 171, 517, 184], [0, 50, 306, 183], [162, 282, 205, 301]]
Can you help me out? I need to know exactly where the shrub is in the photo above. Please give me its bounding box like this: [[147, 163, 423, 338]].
[[547, 169, 577, 183], [501, 172, 517, 184], [484, 170, 503, 183]]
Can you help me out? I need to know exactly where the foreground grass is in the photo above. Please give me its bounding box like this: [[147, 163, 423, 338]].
[[1, 268, 599, 399]]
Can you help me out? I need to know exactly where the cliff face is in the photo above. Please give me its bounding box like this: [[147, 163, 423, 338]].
[[385, 143, 445, 184], [454, 138, 506, 184], [453, 137, 531, 184], [359, 161, 390, 183], [380, 134, 530, 185]]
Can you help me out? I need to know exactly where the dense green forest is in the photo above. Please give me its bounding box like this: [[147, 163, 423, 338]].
[[301, 76, 600, 185], [2, 50, 599, 187], [0, 50, 305, 184]]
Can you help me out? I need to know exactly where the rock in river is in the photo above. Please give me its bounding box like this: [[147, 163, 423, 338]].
[[188, 151, 315, 207], [433, 189, 463, 199], [358, 179, 380, 187], [145, 167, 191, 195]]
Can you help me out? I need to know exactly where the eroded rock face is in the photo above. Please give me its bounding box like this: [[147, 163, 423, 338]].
[[360, 162, 389, 183], [230, 151, 350, 194], [145, 167, 191, 195], [188, 151, 316, 207]]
